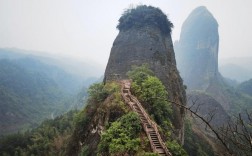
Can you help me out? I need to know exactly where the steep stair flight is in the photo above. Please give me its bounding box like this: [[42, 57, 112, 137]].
[[121, 80, 172, 156]]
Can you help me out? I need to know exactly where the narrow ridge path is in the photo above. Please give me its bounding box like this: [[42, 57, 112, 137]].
[[121, 80, 172, 156]]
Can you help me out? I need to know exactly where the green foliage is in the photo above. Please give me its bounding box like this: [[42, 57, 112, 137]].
[[0, 59, 77, 135], [183, 119, 214, 156], [166, 140, 188, 156], [0, 110, 77, 156], [66, 82, 124, 155], [127, 64, 154, 84], [128, 64, 172, 130], [117, 5, 173, 35], [80, 145, 89, 156], [88, 82, 120, 103], [98, 112, 142, 155], [127, 65, 189, 154], [142, 152, 159, 156], [140, 76, 172, 123], [87, 83, 108, 102]]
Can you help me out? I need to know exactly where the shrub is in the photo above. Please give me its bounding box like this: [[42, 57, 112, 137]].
[[98, 112, 142, 155], [166, 140, 188, 156], [117, 5, 173, 35], [127, 64, 172, 130]]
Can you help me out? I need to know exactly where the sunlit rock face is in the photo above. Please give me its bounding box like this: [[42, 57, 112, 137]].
[[104, 6, 186, 144], [175, 6, 219, 90]]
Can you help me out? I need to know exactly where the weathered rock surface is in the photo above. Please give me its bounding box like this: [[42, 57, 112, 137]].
[[174, 6, 233, 111], [104, 20, 186, 143], [175, 6, 219, 90]]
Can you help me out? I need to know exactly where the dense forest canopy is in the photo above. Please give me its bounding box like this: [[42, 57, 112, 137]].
[[117, 5, 173, 35]]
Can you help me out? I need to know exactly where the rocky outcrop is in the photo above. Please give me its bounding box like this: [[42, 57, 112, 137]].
[[104, 6, 186, 144], [174, 6, 234, 111], [175, 6, 219, 90]]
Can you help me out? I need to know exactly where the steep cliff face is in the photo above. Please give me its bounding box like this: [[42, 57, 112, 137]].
[[174, 6, 234, 111], [104, 6, 186, 143], [175, 6, 219, 90]]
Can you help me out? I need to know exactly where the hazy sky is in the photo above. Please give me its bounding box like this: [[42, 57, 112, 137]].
[[0, 0, 251, 67]]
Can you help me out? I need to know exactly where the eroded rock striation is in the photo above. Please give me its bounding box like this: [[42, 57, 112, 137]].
[[104, 5, 186, 143]]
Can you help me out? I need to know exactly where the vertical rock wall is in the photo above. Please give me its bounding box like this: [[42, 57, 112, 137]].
[[175, 6, 219, 90]]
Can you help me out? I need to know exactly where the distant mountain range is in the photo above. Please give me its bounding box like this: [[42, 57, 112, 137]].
[[0, 48, 100, 135], [219, 57, 252, 82]]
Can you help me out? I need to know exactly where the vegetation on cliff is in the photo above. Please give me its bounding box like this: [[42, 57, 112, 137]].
[[183, 119, 214, 156], [0, 58, 79, 135], [72, 64, 187, 155], [127, 64, 187, 156], [0, 64, 189, 155], [117, 5, 173, 35], [98, 112, 142, 155], [0, 110, 77, 155], [127, 64, 173, 131]]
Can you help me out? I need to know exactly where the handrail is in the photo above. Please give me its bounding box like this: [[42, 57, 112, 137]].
[[121, 80, 172, 156], [130, 94, 171, 155]]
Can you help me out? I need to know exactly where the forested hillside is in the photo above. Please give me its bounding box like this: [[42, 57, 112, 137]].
[[0, 56, 85, 135]]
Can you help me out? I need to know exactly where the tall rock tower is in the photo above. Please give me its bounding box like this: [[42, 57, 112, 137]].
[[175, 6, 220, 90], [175, 6, 232, 110], [104, 5, 186, 143]]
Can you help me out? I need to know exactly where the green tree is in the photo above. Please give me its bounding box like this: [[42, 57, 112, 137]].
[[127, 64, 172, 129], [117, 5, 173, 35], [98, 112, 142, 155]]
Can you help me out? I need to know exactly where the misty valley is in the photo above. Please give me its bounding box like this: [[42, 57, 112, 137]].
[[0, 2, 252, 156]]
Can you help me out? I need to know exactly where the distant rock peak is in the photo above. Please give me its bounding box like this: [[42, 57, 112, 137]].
[[175, 6, 219, 90]]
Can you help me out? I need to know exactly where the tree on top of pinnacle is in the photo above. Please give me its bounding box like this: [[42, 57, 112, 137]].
[[117, 5, 173, 35]]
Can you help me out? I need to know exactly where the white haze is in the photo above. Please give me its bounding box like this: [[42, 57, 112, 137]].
[[0, 0, 252, 70]]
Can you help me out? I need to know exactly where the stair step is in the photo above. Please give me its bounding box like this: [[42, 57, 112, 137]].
[[150, 135, 158, 137], [151, 138, 158, 140], [151, 138, 158, 141], [153, 143, 161, 145], [154, 143, 161, 146], [121, 81, 171, 156], [152, 140, 160, 142], [156, 146, 163, 148]]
